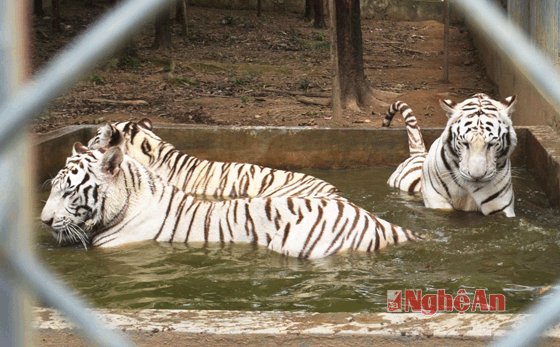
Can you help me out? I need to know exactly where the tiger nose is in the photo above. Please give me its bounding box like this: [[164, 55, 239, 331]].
[[42, 216, 53, 227], [469, 170, 486, 181]]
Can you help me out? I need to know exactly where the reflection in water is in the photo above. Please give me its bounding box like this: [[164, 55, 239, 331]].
[[36, 168, 560, 313]]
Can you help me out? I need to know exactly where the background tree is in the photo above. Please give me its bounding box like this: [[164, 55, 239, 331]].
[[34, 0, 44, 17], [152, 6, 173, 50], [305, 0, 313, 20], [305, 0, 325, 27], [328, 0, 392, 119], [313, 0, 325, 28], [176, 0, 188, 37], [52, 0, 61, 30], [257, 0, 262, 17]]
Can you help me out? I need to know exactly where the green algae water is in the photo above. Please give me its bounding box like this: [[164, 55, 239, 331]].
[[35, 168, 560, 313]]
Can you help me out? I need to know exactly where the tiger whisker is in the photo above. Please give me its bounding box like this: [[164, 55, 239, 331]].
[[41, 178, 53, 189], [437, 170, 459, 182], [73, 225, 89, 250], [34, 220, 49, 230], [67, 223, 89, 250]]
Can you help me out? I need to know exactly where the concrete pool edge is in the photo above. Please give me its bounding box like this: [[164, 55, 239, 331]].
[[525, 126, 560, 207], [33, 308, 560, 342], [34, 124, 559, 207]]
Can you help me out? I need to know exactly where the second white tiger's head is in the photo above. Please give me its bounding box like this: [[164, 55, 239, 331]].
[[439, 93, 517, 184], [87, 118, 164, 167], [41, 143, 124, 248]]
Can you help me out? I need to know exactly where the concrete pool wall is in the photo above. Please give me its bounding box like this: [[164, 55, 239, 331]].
[[35, 125, 560, 206], [32, 124, 560, 346]]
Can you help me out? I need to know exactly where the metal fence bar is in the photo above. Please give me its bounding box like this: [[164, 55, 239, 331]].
[[0, 0, 173, 151], [494, 283, 560, 347], [3, 247, 136, 346], [0, 0, 172, 345], [0, 138, 34, 347], [454, 0, 560, 115], [0, 1, 36, 345], [452, 0, 560, 345]]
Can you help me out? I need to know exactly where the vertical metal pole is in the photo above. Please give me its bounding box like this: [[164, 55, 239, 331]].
[[0, 0, 34, 346], [0, 0, 171, 346], [443, 0, 450, 81]]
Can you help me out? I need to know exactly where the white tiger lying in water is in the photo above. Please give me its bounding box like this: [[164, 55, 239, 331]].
[[40, 143, 420, 258], [383, 93, 517, 217], [87, 119, 342, 200]]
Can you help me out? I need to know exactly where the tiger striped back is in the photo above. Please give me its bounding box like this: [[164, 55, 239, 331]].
[[382, 101, 427, 194], [87, 119, 342, 200], [41, 144, 421, 258]]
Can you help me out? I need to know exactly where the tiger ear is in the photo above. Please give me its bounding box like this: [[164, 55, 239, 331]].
[[98, 122, 114, 138], [72, 142, 88, 156], [501, 95, 517, 117], [107, 123, 122, 146], [89, 123, 120, 149], [439, 99, 457, 117], [138, 118, 153, 130], [101, 146, 124, 176]]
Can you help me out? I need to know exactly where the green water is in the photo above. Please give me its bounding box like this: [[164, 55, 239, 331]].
[[36, 168, 560, 313]]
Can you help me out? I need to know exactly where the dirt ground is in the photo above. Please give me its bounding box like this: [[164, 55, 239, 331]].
[[32, 330, 501, 347], [31, 3, 496, 133]]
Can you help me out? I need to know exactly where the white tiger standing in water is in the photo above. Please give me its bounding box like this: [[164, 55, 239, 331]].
[[40, 143, 420, 258], [383, 93, 518, 217], [87, 119, 342, 200]]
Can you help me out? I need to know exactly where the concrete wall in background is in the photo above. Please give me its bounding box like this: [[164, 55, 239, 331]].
[[360, 0, 460, 22], [471, 0, 560, 133], [189, 0, 461, 23]]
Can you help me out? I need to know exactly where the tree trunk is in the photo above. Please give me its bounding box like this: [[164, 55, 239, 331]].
[[328, 0, 342, 119], [176, 0, 188, 37], [257, 0, 262, 17], [442, 0, 450, 81], [34, 0, 44, 16], [313, 0, 325, 28], [305, 0, 313, 20], [122, 40, 138, 60], [152, 6, 173, 50], [52, 0, 61, 31], [329, 0, 386, 119]]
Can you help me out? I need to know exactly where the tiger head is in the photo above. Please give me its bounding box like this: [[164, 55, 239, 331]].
[[439, 93, 517, 183], [41, 143, 124, 248], [88, 118, 164, 167]]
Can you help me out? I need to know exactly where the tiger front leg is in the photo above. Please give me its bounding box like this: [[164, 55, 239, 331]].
[[421, 187, 454, 211], [420, 172, 455, 211], [472, 186, 516, 218]]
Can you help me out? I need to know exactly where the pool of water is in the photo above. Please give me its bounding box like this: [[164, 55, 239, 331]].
[[35, 168, 560, 313]]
